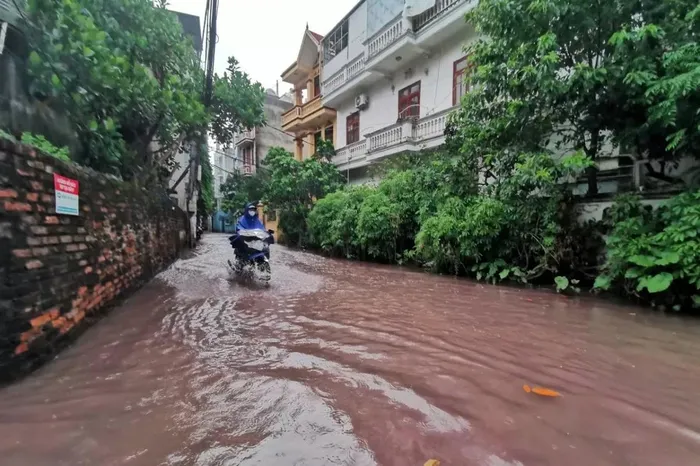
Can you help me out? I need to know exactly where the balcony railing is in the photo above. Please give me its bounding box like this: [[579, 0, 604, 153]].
[[243, 164, 255, 176], [367, 16, 405, 59], [413, 110, 450, 140], [334, 108, 455, 167], [281, 96, 324, 127], [236, 129, 255, 145], [412, 0, 464, 31], [335, 139, 368, 165], [368, 123, 405, 152], [322, 54, 366, 96]]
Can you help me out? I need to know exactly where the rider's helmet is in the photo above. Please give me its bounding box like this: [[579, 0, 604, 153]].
[[244, 202, 258, 217]]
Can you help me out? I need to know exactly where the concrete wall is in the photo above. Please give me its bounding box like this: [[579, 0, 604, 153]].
[[335, 35, 471, 148], [322, 2, 369, 81], [0, 139, 188, 381], [256, 93, 295, 163]]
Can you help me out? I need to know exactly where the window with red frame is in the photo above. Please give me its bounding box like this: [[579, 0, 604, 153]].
[[346, 112, 360, 144], [398, 81, 421, 119], [243, 146, 254, 166], [453, 56, 473, 105]]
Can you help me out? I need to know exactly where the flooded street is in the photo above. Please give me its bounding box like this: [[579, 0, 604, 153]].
[[1, 233, 699, 465]]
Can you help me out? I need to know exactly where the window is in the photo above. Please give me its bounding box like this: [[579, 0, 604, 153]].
[[398, 81, 421, 119], [346, 112, 360, 144], [313, 75, 320, 97], [243, 146, 254, 166], [453, 56, 473, 105], [324, 19, 348, 62], [324, 125, 334, 144]]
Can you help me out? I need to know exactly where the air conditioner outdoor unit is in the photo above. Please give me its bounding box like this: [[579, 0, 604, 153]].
[[355, 93, 369, 110]]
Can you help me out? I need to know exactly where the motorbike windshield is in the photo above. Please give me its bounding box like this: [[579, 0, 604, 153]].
[[236, 229, 270, 241]]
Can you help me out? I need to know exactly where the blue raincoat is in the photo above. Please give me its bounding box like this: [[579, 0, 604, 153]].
[[236, 203, 265, 231]]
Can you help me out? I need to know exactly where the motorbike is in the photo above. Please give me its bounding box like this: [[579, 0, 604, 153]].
[[227, 228, 275, 282]]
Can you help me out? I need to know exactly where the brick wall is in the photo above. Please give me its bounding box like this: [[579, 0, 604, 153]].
[[0, 139, 188, 381]]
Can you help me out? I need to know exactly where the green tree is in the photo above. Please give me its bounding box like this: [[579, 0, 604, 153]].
[[220, 170, 269, 216], [262, 147, 345, 245], [450, 0, 699, 195], [24, 0, 265, 181]]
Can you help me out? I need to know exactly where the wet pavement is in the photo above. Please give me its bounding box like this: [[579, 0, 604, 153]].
[[0, 233, 699, 465]]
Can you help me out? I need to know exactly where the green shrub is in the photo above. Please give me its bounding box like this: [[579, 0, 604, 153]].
[[307, 186, 371, 257], [595, 191, 700, 310], [356, 191, 401, 262], [21, 132, 71, 162]]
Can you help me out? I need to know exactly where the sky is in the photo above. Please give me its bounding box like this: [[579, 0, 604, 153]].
[[168, 0, 360, 93]]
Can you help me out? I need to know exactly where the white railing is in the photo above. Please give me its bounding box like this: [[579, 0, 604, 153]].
[[322, 54, 366, 96], [323, 71, 347, 96], [368, 17, 405, 58], [412, 0, 464, 31], [414, 110, 450, 140], [368, 124, 403, 152], [347, 55, 365, 80], [333, 140, 367, 165]]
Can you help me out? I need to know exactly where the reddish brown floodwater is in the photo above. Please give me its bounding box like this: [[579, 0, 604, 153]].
[[1, 234, 699, 465]]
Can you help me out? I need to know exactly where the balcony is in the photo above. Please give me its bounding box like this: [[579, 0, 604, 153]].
[[235, 129, 255, 146], [242, 164, 255, 176], [412, 0, 465, 31], [333, 107, 454, 171], [281, 96, 336, 133], [321, 54, 368, 106], [333, 139, 368, 169], [323, 0, 477, 103]]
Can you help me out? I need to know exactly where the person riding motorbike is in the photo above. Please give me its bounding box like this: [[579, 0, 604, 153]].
[[236, 202, 266, 232]]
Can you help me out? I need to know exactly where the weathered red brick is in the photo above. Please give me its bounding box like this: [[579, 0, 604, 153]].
[[4, 201, 32, 212], [14, 343, 29, 355], [65, 244, 80, 252], [84, 266, 93, 274], [43, 236, 59, 245], [30, 181, 43, 191], [60, 235, 73, 243], [25, 260, 43, 270], [30, 312, 52, 328], [0, 189, 18, 199], [44, 216, 59, 225], [12, 249, 32, 258], [41, 194, 53, 203], [30, 226, 48, 235], [32, 247, 50, 256], [17, 168, 33, 177], [26, 193, 39, 202], [27, 237, 43, 246]]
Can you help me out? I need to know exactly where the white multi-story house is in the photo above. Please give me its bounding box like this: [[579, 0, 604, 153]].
[[320, 0, 478, 183], [212, 89, 295, 210]]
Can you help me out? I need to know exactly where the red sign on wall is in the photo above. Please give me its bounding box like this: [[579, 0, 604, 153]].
[[53, 174, 80, 215]]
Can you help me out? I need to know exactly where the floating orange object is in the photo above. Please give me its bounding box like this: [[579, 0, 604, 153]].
[[424, 460, 440, 466], [523, 384, 561, 397]]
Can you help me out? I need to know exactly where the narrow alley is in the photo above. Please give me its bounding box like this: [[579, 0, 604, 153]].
[[0, 234, 699, 466]]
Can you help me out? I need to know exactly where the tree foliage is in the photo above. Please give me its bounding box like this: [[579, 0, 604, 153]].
[[262, 147, 345, 245], [449, 0, 700, 195], [24, 0, 265, 182], [595, 191, 700, 310]]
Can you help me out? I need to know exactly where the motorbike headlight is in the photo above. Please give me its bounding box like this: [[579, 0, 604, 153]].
[[246, 240, 265, 251]]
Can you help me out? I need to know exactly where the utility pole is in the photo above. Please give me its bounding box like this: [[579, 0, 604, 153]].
[[184, 0, 218, 245]]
